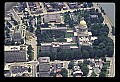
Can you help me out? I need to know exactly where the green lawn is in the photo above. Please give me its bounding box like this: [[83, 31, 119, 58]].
[[106, 70, 109, 77], [37, 46, 40, 59], [70, 43, 77, 46], [105, 61, 110, 67], [66, 33, 73, 38], [67, 28, 73, 30]]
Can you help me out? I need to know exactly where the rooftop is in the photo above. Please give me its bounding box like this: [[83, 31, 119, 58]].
[[4, 46, 27, 51], [38, 57, 50, 63]]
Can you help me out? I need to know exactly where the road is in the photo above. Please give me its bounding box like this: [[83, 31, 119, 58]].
[[93, 3, 115, 77], [32, 7, 91, 16]]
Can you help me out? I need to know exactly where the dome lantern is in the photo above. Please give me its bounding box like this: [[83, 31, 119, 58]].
[[79, 17, 87, 26]]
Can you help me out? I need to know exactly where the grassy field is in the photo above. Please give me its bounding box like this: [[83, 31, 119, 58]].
[[70, 43, 77, 46], [66, 33, 73, 38], [105, 61, 110, 67], [106, 69, 109, 77], [37, 46, 40, 59]]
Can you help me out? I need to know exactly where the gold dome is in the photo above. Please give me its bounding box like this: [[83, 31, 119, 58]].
[[80, 20, 87, 26]]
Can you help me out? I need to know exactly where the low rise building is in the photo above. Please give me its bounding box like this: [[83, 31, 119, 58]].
[[41, 24, 67, 34], [4, 45, 28, 63], [38, 57, 50, 77], [12, 25, 25, 44], [43, 14, 61, 23], [41, 42, 70, 53], [74, 17, 97, 47]]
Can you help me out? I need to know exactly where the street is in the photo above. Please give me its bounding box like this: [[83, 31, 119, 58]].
[[5, 2, 115, 77]]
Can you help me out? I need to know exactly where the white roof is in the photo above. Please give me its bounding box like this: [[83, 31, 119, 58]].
[[4, 46, 27, 51], [41, 27, 67, 30], [79, 37, 89, 41], [66, 38, 73, 42], [67, 30, 73, 32], [74, 32, 77, 36], [41, 42, 70, 46], [88, 65, 93, 69], [70, 46, 78, 48], [73, 71, 83, 75], [4, 64, 10, 70], [91, 37, 97, 40], [88, 32, 92, 36], [52, 44, 60, 47], [41, 43, 52, 46]]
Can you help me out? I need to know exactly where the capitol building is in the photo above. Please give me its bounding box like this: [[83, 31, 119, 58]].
[[74, 17, 97, 47], [41, 17, 97, 53]]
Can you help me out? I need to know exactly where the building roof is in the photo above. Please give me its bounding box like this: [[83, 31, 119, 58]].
[[88, 32, 92, 36], [41, 26, 67, 30], [91, 37, 97, 40], [4, 46, 27, 63], [66, 38, 73, 42], [90, 15, 98, 18], [41, 43, 52, 46], [4, 46, 27, 51], [38, 57, 50, 63], [11, 66, 28, 74], [39, 72, 50, 77], [56, 73, 62, 77], [41, 42, 70, 47], [4, 64, 10, 70], [12, 32, 22, 42], [44, 13, 61, 20], [80, 20, 87, 26], [73, 70, 83, 75], [39, 63, 50, 72], [67, 30, 73, 33], [4, 50, 27, 63], [74, 32, 77, 36], [70, 46, 78, 49]]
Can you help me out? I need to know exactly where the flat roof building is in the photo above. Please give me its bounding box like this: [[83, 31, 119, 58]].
[[4, 45, 28, 63], [43, 14, 61, 23], [38, 57, 50, 77], [12, 25, 24, 44], [41, 42, 70, 53]]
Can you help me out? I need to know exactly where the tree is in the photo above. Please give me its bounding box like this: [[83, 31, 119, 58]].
[[90, 71, 97, 77], [89, 49, 94, 58], [82, 50, 89, 58], [101, 65, 107, 72], [81, 65, 89, 76], [27, 45, 34, 61], [14, 20, 18, 25], [83, 59, 90, 65], [111, 26, 115, 36], [20, 39, 24, 44], [95, 49, 103, 57], [29, 25, 34, 33], [43, 23, 49, 27], [37, 65, 39, 72], [28, 67, 31, 72], [27, 45, 33, 53], [60, 68, 68, 77], [50, 69, 56, 77], [99, 42, 105, 49], [101, 57, 106, 62], [106, 46, 114, 57], [68, 61, 74, 69], [99, 71, 106, 77]]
